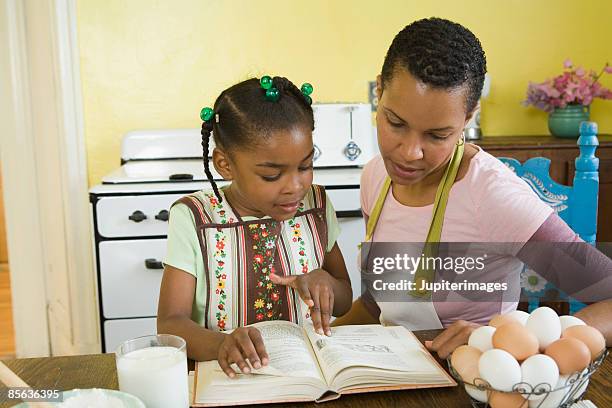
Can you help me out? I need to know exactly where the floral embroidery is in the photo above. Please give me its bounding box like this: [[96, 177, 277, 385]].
[[207, 193, 230, 224], [288, 219, 309, 274], [199, 191, 323, 331], [213, 226, 228, 331], [250, 222, 283, 321]]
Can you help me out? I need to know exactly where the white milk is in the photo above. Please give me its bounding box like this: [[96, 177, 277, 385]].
[[116, 346, 189, 408]]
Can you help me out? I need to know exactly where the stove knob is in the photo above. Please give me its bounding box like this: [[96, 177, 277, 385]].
[[128, 210, 147, 223], [155, 210, 169, 222], [343, 141, 362, 161], [313, 144, 322, 162]]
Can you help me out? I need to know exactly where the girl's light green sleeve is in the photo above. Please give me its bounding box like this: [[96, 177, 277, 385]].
[[163, 204, 199, 277]]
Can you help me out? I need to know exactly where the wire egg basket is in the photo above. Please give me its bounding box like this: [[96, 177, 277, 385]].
[[447, 349, 608, 408]]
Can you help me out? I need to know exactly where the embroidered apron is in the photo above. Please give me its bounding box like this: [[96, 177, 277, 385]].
[[176, 185, 328, 331], [362, 141, 465, 330]]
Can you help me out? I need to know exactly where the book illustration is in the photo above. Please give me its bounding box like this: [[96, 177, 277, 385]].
[[338, 344, 392, 353]]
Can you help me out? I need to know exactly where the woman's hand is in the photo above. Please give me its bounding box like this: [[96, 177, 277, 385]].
[[217, 327, 269, 378], [425, 320, 480, 359], [270, 269, 336, 336]]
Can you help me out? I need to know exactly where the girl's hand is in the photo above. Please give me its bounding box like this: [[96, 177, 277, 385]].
[[425, 320, 480, 359], [270, 269, 336, 336], [218, 327, 269, 378]]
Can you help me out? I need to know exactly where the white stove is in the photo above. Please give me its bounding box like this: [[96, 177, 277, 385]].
[[89, 103, 376, 352]]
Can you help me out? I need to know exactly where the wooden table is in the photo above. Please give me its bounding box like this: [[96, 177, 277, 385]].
[[1, 330, 610, 408]]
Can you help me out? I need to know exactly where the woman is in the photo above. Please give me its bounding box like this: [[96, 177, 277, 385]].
[[333, 17, 612, 359]]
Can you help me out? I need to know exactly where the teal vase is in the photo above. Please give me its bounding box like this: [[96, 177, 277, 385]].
[[547, 104, 590, 138]]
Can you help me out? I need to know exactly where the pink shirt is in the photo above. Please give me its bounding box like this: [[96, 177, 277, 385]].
[[360, 146, 553, 328]]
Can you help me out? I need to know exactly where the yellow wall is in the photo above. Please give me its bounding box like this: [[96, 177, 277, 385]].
[[77, 0, 612, 186]]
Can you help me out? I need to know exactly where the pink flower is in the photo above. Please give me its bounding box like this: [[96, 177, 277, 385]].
[[524, 60, 612, 112]]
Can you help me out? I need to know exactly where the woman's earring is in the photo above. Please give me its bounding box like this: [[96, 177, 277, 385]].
[[457, 132, 466, 146]]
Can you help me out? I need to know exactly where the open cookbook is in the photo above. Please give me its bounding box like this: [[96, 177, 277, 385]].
[[192, 322, 456, 406]]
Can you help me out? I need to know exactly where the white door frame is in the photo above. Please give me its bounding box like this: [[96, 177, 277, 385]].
[[0, 0, 100, 357]]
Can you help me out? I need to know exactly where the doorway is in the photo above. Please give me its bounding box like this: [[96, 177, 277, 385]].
[[0, 171, 15, 358]]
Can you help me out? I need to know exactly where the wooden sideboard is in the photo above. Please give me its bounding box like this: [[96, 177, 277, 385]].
[[474, 135, 612, 242]]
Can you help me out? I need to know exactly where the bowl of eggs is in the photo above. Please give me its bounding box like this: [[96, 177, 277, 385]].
[[448, 307, 608, 408]]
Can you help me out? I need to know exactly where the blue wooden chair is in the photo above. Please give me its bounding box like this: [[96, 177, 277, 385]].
[[498, 121, 599, 314]]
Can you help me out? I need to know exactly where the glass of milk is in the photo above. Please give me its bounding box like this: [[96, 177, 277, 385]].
[[115, 334, 189, 408]]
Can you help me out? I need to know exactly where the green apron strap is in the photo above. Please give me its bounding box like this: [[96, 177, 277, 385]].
[[365, 177, 392, 242], [411, 142, 464, 298], [360, 142, 465, 299]]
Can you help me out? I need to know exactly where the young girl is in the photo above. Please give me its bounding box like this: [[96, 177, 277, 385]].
[[334, 18, 612, 357], [157, 76, 352, 377]]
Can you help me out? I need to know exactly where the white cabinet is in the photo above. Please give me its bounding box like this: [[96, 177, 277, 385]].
[[104, 317, 157, 354], [337, 217, 365, 300], [326, 189, 360, 212], [96, 194, 183, 238], [99, 239, 167, 319]]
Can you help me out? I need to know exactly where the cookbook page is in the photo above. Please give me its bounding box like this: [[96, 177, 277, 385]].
[[305, 324, 441, 385]]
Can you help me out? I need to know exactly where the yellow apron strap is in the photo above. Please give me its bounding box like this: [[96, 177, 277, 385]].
[[361, 143, 464, 298], [365, 177, 392, 242], [411, 142, 465, 298]]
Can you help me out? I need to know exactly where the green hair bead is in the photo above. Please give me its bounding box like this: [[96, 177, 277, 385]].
[[260, 75, 273, 90], [265, 87, 280, 102], [300, 83, 313, 96], [200, 107, 214, 122]]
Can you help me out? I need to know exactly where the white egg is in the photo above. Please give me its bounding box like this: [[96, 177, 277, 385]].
[[468, 326, 496, 352], [507, 310, 530, 326], [528, 370, 589, 408], [464, 384, 488, 403], [478, 349, 522, 392], [520, 354, 559, 401], [559, 315, 586, 332], [526, 307, 561, 350]]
